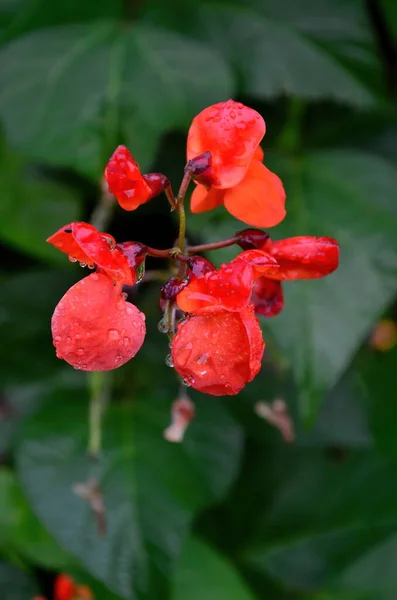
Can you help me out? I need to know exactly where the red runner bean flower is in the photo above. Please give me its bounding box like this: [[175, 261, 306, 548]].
[[187, 100, 286, 227]]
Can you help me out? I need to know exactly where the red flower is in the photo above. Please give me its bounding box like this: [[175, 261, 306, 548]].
[[234, 232, 340, 316], [52, 273, 146, 371], [171, 305, 264, 395], [187, 100, 286, 227], [54, 574, 92, 600], [104, 145, 167, 211], [47, 222, 136, 285]]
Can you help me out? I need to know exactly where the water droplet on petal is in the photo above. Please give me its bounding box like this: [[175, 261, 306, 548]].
[[88, 264, 95, 270], [158, 319, 169, 334], [122, 292, 128, 300], [54, 336, 62, 343], [77, 348, 84, 356], [79, 262, 87, 268], [108, 329, 120, 341], [73, 363, 80, 370], [181, 378, 191, 387], [69, 256, 77, 263], [123, 336, 130, 347], [165, 354, 174, 368]]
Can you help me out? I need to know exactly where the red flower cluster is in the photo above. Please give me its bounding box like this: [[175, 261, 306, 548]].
[[33, 573, 92, 600], [48, 223, 146, 371], [170, 232, 338, 395], [47, 99, 340, 401]]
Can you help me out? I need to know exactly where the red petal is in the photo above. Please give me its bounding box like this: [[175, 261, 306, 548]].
[[223, 159, 286, 227], [264, 236, 340, 280], [187, 255, 216, 277], [187, 100, 265, 189], [116, 241, 147, 285], [251, 278, 284, 317], [104, 145, 153, 210], [176, 261, 253, 314], [232, 249, 279, 278], [52, 273, 146, 371], [47, 223, 95, 266], [190, 183, 224, 213], [48, 222, 133, 284], [171, 305, 264, 395]]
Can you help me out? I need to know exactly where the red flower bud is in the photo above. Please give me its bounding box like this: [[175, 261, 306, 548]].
[[52, 273, 145, 371], [105, 145, 167, 211], [237, 228, 270, 250], [264, 236, 340, 280], [171, 305, 264, 395], [54, 575, 75, 600], [186, 255, 215, 277]]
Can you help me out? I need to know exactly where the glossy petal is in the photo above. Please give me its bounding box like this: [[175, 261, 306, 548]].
[[171, 305, 264, 395], [251, 278, 284, 317], [104, 145, 153, 210], [176, 261, 253, 314], [232, 249, 279, 278], [47, 222, 133, 284], [187, 100, 265, 189], [190, 183, 224, 213], [264, 236, 340, 280], [52, 273, 146, 371], [116, 241, 147, 285], [223, 159, 286, 227]]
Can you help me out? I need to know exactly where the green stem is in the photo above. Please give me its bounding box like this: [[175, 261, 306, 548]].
[[177, 203, 186, 253], [87, 371, 110, 458]]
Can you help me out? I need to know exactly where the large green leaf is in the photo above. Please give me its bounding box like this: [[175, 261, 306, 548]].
[[0, 21, 233, 177], [187, 150, 397, 421], [0, 468, 73, 569], [0, 269, 80, 386], [0, 143, 81, 262], [15, 390, 243, 599], [173, 536, 257, 600], [142, 0, 377, 104], [0, 561, 38, 599], [234, 444, 397, 596]]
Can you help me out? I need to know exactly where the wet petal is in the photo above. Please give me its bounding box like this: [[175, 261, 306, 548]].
[[190, 183, 224, 213], [52, 273, 146, 371], [265, 236, 340, 279], [251, 278, 284, 317], [171, 305, 264, 395], [104, 145, 153, 210], [187, 100, 265, 189], [223, 159, 286, 227]]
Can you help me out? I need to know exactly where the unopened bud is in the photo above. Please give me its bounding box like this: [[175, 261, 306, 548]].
[[237, 228, 270, 250], [370, 319, 397, 352]]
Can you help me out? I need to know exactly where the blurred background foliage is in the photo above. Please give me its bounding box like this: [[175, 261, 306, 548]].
[[0, 0, 397, 598]]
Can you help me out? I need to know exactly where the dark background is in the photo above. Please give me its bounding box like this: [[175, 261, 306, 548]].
[[1, 0, 397, 598]]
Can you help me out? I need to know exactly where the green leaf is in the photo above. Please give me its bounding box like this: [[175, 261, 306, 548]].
[[0, 21, 233, 178], [0, 143, 81, 262], [188, 150, 397, 422], [142, 0, 377, 105], [0, 269, 78, 385], [0, 561, 38, 599], [15, 391, 243, 599], [237, 444, 397, 596], [380, 0, 397, 41], [173, 536, 257, 600], [0, 468, 73, 569]]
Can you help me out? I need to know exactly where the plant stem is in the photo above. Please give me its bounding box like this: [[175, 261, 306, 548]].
[[187, 235, 240, 254], [177, 203, 186, 252], [87, 371, 110, 458]]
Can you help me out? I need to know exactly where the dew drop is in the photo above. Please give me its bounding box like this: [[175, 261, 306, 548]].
[[122, 292, 128, 300], [54, 335, 62, 343], [88, 264, 95, 269], [66, 336, 72, 344], [115, 354, 122, 363], [158, 319, 169, 334], [123, 336, 130, 347], [79, 262, 87, 268], [180, 378, 191, 387], [91, 273, 99, 281], [73, 363, 80, 370], [125, 305, 134, 315], [68, 256, 77, 263], [82, 363, 87, 369], [77, 348, 84, 356], [108, 329, 120, 341], [165, 354, 174, 368]]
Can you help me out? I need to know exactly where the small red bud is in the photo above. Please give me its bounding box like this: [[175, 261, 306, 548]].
[[160, 277, 189, 308], [236, 228, 270, 250], [187, 255, 216, 277], [186, 151, 220, 187], [143, 172, 170, 197]]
